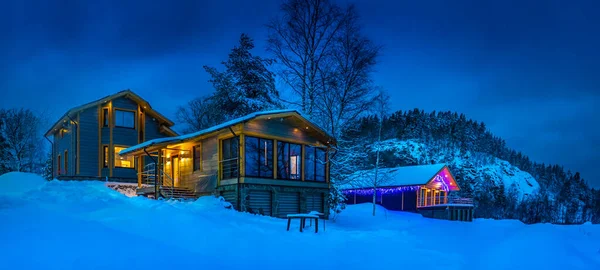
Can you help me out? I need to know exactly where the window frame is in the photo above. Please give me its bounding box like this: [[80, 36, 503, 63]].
[[221, 137, 239, 179], [114, 145, 135, 169], [114, 109, 135, 129], [57, 154, 62, 175], [304, 146, 327, 182], [244, 136, 274, 179], [103, 146, 109, 168], [193, 144, 202, 172], [277, 140, 303, 181], [103, 108, 109, 127], [64, 150, 68, 175]]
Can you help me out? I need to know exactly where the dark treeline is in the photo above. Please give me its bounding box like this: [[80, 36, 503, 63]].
[[344, 108, 600, 224]]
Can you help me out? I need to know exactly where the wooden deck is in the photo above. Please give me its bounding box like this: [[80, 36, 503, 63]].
[[418, 204, 474, 222], [136, 186, 197, 199]]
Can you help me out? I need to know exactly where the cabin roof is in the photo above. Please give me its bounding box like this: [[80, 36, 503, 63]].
[[340, 164, 460, 191], [119, 109, 335, 156], [45, 89, 176, 136]]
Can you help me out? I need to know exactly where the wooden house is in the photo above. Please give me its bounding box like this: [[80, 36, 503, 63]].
[[341, 164, 475, 221], [119, 110, 335, 217], [44, 90, 177, 182]]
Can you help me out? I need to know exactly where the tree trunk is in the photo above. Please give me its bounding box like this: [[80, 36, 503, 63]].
[[372, 115, 384, 216]]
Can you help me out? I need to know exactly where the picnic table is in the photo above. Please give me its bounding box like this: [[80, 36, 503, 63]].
[[286, 214, 319, 233], [308, 211, 326, 231]]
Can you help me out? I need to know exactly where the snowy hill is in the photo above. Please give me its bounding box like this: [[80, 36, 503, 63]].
[[0, 172, 598, 270], [347, 110, 597, 224], [374, 139, 540, 198]]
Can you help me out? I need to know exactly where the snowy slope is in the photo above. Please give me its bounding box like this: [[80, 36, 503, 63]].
[[0, 173, 598, 270], [374, 139, 540, 198]]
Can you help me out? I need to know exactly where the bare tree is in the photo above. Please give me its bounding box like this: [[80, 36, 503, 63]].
[[0, 108, 43, 172], [267, 0, 346, 117], [176, 96, 224, 133], [314, 6, 380, 139]]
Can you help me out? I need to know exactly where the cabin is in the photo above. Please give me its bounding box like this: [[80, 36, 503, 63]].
[[45, 90, 177, 182], [119, 110, 335, 218], [341, 164, 475, 221]]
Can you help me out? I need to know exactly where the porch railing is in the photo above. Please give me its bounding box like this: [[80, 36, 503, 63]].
[[417, 196, 474, 208], [220, 158, 239, 180], [139, 163, 175, 198]]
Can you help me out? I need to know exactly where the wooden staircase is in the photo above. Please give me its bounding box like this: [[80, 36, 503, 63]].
[[136, 163, 198, 200], [160, 186, 197, 200]]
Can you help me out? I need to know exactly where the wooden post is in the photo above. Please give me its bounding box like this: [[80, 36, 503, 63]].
[[273, 140, 278, 179], [156, 149, 162, 199], [137, 154, 142, 188], [401, 191, 404, 211]]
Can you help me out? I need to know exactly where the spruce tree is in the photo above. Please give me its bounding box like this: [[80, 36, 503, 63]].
[[204, 33, 281, 120]]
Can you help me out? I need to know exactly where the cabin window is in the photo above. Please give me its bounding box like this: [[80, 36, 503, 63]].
[[57, 154, 62, 175], [103, 108, 109, 127], [305, 146, 326, 182], [277, 141, 302, 180], [103, 146, 109, 168], [193, 145, 202, 171], [114, 146, 134, 168], [221, 137, 239, 179], [245, 136, 274, 178], [114, 109, 135, 128], [64, 150, 68, 174]]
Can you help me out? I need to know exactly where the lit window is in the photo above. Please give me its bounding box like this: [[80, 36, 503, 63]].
[[277, 141, 302, 180], [115, 110, 135, 128], [114, 146, 134, 168], [103, 146, 108, 168]]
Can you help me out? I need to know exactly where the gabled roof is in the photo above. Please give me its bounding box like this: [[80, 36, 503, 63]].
[[340, 164, 460, 191], [45, 90, 175, 136], [119, 109, 335, 156]]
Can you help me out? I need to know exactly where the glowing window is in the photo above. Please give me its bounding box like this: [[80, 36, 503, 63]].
[[114, 146, 134, 168]]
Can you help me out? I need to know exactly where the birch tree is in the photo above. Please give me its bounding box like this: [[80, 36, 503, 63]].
[[371, 90, 390, 216], [267, 0, 346, 117]]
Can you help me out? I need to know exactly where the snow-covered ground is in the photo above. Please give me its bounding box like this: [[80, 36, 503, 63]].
[[0, 173, 598, 270]]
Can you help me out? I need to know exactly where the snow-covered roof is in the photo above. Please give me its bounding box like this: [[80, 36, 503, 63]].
[[340, 164, 459, 191], [119, 109, 333, 156]]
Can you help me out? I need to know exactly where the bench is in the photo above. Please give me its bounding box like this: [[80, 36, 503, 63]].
[[286, 214, 319, 233]]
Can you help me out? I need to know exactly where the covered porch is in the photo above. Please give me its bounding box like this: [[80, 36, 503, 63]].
[[121, 140, 201, 199], [341, 164, 474, 221]]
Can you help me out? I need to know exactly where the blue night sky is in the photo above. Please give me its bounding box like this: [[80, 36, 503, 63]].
[[0, 0, 598, 187]]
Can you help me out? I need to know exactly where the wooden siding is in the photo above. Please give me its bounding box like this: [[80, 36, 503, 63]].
[[306, 193, 324, 213], [276, 192, 300, 218], [77, 107, 99, 177], [248, 190, 272, 216], [52, 94, 173, 181], [244, 118, 326, 146], [53, 123, 76, 177], [144, 113, 165, 140], [189, 137, 219, 193], [220, 190, 238, 210]]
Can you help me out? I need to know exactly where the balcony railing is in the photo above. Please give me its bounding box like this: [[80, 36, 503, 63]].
[[220, 158, 239, 179], [417, 196, 474, 208]]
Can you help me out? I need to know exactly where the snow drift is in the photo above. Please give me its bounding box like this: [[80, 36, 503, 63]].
[[0, 173, 598, 270]]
